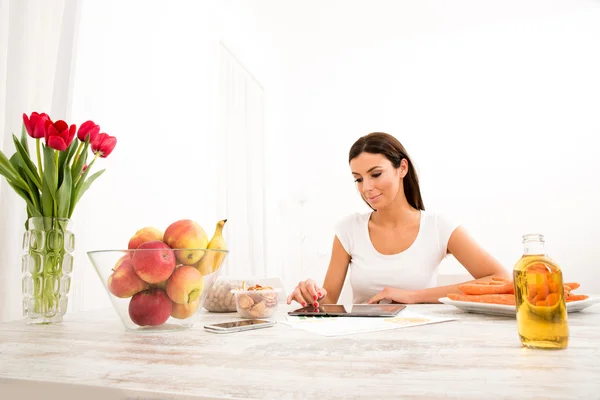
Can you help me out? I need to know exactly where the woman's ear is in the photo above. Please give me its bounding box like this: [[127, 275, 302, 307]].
[[399, 158, 409, 178]]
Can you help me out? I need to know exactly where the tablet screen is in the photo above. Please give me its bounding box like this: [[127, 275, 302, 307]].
[[320, 305, 348, 313], [349, 304, 406, 314], [289, 304, 405, 316]]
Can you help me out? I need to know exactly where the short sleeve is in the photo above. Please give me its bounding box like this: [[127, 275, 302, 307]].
[[436, 212, 460, 255], [333, 214, 356, 255]]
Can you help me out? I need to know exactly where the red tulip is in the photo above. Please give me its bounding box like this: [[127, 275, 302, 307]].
[[23, 112, 51, 139], [45, 120, 76, 151], [91, 133, 117, 158], [77, 120, 100, 143]]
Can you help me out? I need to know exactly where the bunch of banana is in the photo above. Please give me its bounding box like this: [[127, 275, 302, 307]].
[[194, 219, 227, 276]]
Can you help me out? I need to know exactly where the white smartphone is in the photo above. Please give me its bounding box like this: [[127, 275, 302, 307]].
[[204, 319, 276, 334]]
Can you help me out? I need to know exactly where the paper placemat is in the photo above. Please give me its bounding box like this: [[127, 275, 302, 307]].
[[280, 309, 457, 337]]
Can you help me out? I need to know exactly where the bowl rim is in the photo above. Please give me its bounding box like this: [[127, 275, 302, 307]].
[[87, 248, 229, 255], [230, 288, 283, 294]]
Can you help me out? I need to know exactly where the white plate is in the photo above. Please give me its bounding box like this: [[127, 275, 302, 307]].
[[439, 295, 600, 317]]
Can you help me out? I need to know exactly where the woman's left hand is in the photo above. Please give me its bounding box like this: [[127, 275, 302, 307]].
[[367, 287, 419, 304]]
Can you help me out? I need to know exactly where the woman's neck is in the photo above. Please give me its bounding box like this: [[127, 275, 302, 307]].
[[371, 198, 418, 228]]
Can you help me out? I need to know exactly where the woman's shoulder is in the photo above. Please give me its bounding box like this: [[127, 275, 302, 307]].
[[334, 211, 371, 231], [421, 209, 460, 231]]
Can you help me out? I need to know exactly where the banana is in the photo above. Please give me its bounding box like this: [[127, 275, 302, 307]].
[[194, 219, 227, 276]]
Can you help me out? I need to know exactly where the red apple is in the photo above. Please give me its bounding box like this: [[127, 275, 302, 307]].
[[149, 280, 167, 290], [107, 259, 149, 298], [131, 240, 176, 284], [166, 265, 204, 304], [163, 219, 208, 265], [171, 298, 201, 319], [115, 253, 132, 269], [128, 289, 172, 326], [128, 226, 164, 250]]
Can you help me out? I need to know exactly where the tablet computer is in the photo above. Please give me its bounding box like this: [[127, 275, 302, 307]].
[[288, 304, 406, 317]]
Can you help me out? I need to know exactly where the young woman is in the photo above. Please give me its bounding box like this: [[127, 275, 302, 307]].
[[286, 132, 509, 308]]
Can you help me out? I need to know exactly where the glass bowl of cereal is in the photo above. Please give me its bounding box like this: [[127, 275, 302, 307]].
[[203, 277, 243, 312], [231, 283, 282, 319], [204, 277, 285, 313]]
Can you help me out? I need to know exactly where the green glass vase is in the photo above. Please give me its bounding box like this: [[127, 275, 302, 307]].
[[21, 217, 75, 324]]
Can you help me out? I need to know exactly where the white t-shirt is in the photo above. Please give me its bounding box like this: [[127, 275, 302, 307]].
[[334, 210, 459, 304]]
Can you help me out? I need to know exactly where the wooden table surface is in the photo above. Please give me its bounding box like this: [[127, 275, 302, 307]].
[[0, 304, 599, 399]]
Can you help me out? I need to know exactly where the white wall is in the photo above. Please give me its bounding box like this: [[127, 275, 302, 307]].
[[68, 0, 600, 312], [257, 1, 600, 297], [0, 0, 81, 322], [69, 0, 287, 311]]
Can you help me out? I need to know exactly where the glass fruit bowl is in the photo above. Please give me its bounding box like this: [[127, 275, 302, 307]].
[[87, 247, 228, 332]]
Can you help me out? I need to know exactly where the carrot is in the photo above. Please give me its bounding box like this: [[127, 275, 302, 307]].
[[564, 282, 580, 291], [448, 293, 516, 306], [527, 263, 550, 275], [528, 284, 538, 300], [545, 293, 559, 307], [566, 294, 588, 302], [458, 282, 514, 295], [548, 279, 559, 294], [535, 283, 550, 302], [532, 293, 546, 304]]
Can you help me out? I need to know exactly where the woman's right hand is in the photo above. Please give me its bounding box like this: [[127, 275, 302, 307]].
[[286, 279, 328, 308]]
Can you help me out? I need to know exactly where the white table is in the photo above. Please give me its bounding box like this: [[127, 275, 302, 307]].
[[0, 304, 598, 399]]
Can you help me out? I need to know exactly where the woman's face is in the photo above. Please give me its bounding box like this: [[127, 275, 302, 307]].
[[350, 152, 405, 209]]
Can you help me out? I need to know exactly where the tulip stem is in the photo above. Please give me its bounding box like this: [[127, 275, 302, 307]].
[[36, 139, 42, 178], [54, 150, 59, 217], [54, 150, 59, 183], [73, 142, 84, 166], [74, 152, 98, 187]]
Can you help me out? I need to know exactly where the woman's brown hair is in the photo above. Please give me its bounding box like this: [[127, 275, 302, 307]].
[[349, 132, 425, 211]]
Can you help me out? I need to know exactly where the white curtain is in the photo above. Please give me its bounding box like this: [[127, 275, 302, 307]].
[[216, 43, 268, 278], [0, 0, 81, 322]]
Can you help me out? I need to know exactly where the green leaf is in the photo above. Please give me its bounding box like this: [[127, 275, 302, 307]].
[[71, 138, 90, 182], [27, 201, 42, 218], [5, 177, 38, 216], [8, 152, 19, 170], [58, 139, 77, 186], [0, 148, 22, 182], [41, 177, 54, 217], [12, 135, 41, 190], [9, 153, 36, 194], [70, 152, 95, 213], [0, 165, 29, 193], [42, 144, 57, 194], [56, 166, 72, 218], [70, 168, 104, 217], [23, 166, 41, 214], [14, 162, 42, 214], [0, 145, 31, 193], [66, 139, 78, 167], [76, 157, 95, 189], [0, 164, 16, 183], [0, 148, 17, 173], [20, 124, 30, 156]]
